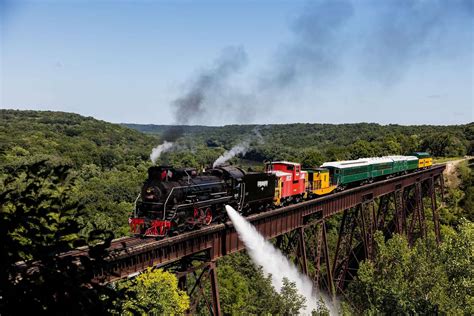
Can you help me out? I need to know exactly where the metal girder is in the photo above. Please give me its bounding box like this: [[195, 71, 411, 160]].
[[297, 227, 308, 275], [430, 177, 441, 244], [174, 260, 221, 316]]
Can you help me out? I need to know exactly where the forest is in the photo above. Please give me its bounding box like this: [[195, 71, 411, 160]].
[[1, 109, 473, 315]]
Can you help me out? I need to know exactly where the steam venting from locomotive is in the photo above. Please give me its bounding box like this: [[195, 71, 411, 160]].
[[150, 141, 174, 164], [213, 140, 250, 168], [148, 47, 248, 164], [212, 127, 264, 168], [225, 205, 334, 315]]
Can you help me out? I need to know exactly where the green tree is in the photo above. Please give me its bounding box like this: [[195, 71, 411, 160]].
[[348, 225, 474, 315], [212, 252, 308, 315], [279, 278, 307, 315], [115, 268, 190, 315], [440, 221, 474, 313], [0, 160, 117, 315], [421, 133, 467, 157], [349, 140, 377, 159], [299, 148, 325, 168]]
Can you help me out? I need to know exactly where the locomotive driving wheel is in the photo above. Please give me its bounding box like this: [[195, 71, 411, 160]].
[[204, 207, 213, 225]]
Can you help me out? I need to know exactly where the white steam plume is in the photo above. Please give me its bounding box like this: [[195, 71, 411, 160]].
[[225, 205, 335, 315], [150, 141, 174, 164], [212, 127, 264, 168], [212, 140, 249, 168]]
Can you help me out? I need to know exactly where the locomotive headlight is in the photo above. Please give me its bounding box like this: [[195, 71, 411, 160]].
[[144, 186, 162, 201]]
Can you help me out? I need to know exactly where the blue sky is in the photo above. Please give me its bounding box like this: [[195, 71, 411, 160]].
[[1, 0, 473, 125]]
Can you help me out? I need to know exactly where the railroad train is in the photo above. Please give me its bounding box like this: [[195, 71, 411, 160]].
[[129, 152, 432, 237]]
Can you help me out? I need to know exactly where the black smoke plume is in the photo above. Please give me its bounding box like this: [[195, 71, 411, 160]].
[[260, 0, 354, 90], [159, 46, 248, 143], [360, 0, 474, 83], [171, 46, 248, 126], [166, 0, 473, 125]]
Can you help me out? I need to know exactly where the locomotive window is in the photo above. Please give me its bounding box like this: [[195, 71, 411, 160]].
[[287, 165, 294, 171]]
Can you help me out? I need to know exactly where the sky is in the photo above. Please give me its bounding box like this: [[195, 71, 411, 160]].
[[1, 0, 473, 125]]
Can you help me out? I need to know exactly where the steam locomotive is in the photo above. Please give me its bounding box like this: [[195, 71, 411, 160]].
[[129, 165, 276, 236], [129, 152, 432, 237]]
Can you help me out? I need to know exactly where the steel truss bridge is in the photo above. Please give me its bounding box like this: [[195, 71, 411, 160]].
[[64, 165, 446, 315]]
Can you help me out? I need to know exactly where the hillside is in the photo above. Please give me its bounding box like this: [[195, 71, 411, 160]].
[[1, 110, 158, 237], [1, 110, 156, 169], [124, 121, 473, 167], [2, 110, 473, 315], [2, 109, 472, 238]]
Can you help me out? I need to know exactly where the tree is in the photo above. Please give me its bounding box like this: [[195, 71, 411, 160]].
[[115, 268, 190, 315], [211, 252, 308, 315], [347, 225, 474, 314], [420, 133, 467, 157], [349, 140, 377, 159], [0, 160, 117, 315], [440, 221, 474, 313], [279, 278, 307, 315], [299, 149, 324, 168]]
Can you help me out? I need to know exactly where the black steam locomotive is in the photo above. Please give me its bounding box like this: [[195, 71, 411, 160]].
[[129, 165, 275, 237]]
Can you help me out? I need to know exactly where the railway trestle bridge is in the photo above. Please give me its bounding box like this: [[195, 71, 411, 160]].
[[66, 165, 446, 315]]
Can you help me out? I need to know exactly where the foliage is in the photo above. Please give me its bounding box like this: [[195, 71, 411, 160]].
[[0, 160, 117, 315], [1, 110, 472, 314], [439, 160, 474, 225], [458, 160, 474, 221], [420, 132, 467, 157], [1, 110, 153, 238], [213, 252, 308, 315], [126, 121, 473, 167], [114, 268, 189, 315], [280, 278, 308, 315], [347, 223, 474, 314]]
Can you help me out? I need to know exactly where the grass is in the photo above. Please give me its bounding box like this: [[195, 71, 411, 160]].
[[433, 157, 464, 164]]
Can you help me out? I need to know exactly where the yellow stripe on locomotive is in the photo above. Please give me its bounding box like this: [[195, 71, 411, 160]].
[[412, 152, 432, 168]]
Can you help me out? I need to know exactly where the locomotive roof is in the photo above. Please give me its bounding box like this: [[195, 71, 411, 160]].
[[386, 155, 418, 161], [321, 156, 419, 169]]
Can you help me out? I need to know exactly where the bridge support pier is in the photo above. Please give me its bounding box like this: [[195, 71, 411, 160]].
[[209, 262, 221, 316], [297, 227, 308, 275], [430, 177, 441, 244], [322, 221, 336, 301], [174, 259, 221, 316]]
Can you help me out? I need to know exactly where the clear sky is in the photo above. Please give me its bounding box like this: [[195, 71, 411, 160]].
[[1, 0, 473, 125]]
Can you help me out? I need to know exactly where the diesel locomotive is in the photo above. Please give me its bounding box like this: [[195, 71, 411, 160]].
[[129, 152, 432, 237]]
